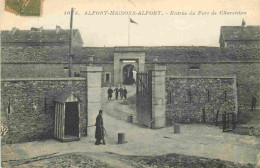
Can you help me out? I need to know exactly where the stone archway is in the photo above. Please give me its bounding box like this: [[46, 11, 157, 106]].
[[113, 50, 145, 85], [123, 64, 136, 85]]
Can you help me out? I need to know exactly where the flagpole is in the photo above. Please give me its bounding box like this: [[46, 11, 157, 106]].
[[128, 15, 130, 46]]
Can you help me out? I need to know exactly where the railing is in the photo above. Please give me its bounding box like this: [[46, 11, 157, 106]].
[[222, 112, 236, 132], [136, 72, 151, 96]]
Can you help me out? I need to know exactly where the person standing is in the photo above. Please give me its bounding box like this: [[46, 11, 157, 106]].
[[95, 110, 105, 145], [107, 87, 113, 100], [252, 95, 257, 111], [123, 87, 128, 100], [114, 87, 119, 100], [119, 87, 124, 100]]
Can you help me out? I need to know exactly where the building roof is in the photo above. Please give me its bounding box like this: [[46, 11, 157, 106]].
[[220, 26, 260, 41], [144, 46, 228, 62], [1, 27, 82, 43], [1, 46, 232, 63], [1, 46, 114, 63]]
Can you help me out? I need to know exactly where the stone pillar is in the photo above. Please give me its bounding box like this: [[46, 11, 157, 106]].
[[151, 65, 167, 128], [80, 66, 102, 135]]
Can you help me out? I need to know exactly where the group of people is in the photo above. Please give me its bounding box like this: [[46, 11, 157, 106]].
[[107, 86, 127, 100]]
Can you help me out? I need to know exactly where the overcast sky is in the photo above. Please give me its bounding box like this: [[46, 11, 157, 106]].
[[1, 0, 260, 47]]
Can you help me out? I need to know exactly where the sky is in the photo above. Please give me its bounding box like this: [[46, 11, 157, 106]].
[[1, 0, 260, 47]]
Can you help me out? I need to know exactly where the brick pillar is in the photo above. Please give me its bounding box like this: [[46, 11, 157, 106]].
[[80, 66, 102, 135], [151, 65, 167, 128]]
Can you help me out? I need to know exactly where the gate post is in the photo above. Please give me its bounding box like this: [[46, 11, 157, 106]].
[[151, 65, 167, 128], [80, 66, 102, 136]]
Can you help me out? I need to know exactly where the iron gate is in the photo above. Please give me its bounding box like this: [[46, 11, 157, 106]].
[[222, 112, 236, 132], [136, 71, 153, 127], [136, 72, 151, 96]]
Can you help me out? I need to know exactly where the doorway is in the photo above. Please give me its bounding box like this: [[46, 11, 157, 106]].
[[123, 64, 135, 85], [65, 102, 79, 137]]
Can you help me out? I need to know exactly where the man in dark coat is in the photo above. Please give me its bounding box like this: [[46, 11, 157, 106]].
[[123, 87, 127, 100], [119, 87, 124, 99], [114, 87, 119, 100], [95, 110, 105, 145], [252, 96, 257, 111], [107, 87, 113, 100]]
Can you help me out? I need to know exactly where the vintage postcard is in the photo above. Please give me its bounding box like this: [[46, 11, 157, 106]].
[[1, 0, 260, 167]]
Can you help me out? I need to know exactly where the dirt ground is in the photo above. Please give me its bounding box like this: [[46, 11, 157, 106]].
[[1, 85, 260, 168], [3, 152, 255, 168]]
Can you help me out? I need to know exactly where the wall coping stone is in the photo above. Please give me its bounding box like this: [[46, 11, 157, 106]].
[[1, 77, 86, 82], [146, 61, 260, 64], [79, 66, 103, 72], [2, 61, 259, 65], [151, 65, 167, 71], [165, 75, 236, 79], [1, 62, 114, 65]]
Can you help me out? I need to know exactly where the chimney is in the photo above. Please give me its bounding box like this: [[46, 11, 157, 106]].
[[39, 26, 43, 32], [11, 27, 18, 35], [242, 19, 246, 27], [31, 26, 43, 32], [56, 25, 61, 33], [153, 56, 158, 62], [88, 55, 94, 63]]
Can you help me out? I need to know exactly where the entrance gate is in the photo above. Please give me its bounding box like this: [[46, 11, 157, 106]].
[[54, 92, 81, 142], [136, 72, 153, 127], [222, 112, 236, 132], [123, 64, 136, 85]]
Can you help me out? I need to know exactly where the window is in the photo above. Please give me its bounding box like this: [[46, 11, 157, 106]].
[[207, 90, 210, 102], [167, 91, 172, 104], [223, 91, 227, 101], [7, 105, 11, 115], [106, 73, 110, 82], [187, 89, 192, 103], [104, 72, 111, 83], [189, 64, 200, 70], [6, 100, 13, 115], [74, 72, 80, 77]]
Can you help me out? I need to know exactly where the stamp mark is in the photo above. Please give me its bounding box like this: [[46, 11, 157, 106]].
[[5, 0, 43, 16]]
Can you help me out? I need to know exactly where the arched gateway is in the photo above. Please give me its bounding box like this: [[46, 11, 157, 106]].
[[113, 48, 145, 85], [123, 64, 136, 84]]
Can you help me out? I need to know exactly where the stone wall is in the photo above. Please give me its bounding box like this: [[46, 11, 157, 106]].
[[1, 63, 68, 78], [145, 62, 260, 109], [2, 63, 114, 87], [165, 76, 237, 124], [1, 78, 87, 144]]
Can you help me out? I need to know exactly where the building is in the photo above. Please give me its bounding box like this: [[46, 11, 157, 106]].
[[1, 22, 259, 143], [1, 26, 83, 47], [219, 24, 260, 49]]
